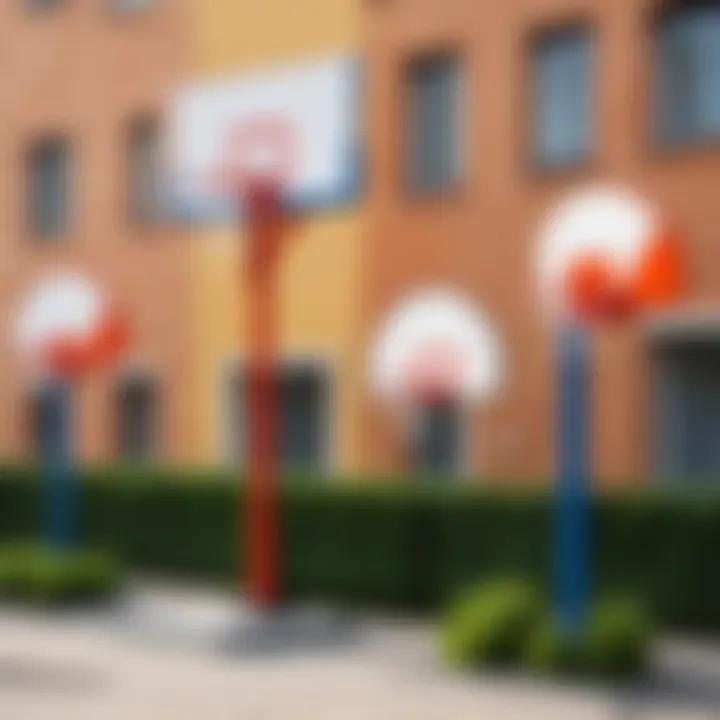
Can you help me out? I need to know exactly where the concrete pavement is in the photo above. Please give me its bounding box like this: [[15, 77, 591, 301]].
[[0, 584, 718, 719]]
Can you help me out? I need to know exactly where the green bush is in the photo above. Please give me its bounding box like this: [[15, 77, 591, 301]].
[[585, 597, 651, 677], [524, 597, 652, 679], [0, 544, 122, 606], [442, 580, 542, 667], [443, 578, 652, 680], [524, 619, 587, 676], [0, 466, 718, 632]]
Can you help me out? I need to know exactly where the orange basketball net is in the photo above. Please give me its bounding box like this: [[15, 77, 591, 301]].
[[563, 231, 685, 324], [44, 308, 129, 380]]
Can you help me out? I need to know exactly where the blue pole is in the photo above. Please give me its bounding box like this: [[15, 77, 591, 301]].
[[39, 382, 76, 552], [554, 324, 590, 637]]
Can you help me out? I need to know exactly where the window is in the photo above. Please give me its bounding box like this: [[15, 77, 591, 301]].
[[279, 366, 328, 471], [409, 400, 464, 476], [127, 117, 162, 226], [26, 391, 42, 461], [110, 0, 157, 13], [27, 382, 72, 462], [531, 26, 592, 169], [655, 1, 720, 145], [117, 377, 158, 461], [404, 54, 461, 194], [26, 0, 62, 12], [652, 338, 720, 483], [224, 364, 329, 471], [27, 138, 71, 239], [223, 370, 245, 465]]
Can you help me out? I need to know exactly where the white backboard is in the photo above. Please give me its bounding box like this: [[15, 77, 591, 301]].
[[168, 54, 360, 223], [370, 288, 503, 404], [534, 184, 658, 319]]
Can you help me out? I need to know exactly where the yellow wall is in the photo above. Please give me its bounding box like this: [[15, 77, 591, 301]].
[[187, 0, 363, 469], [193, 211, 364, 468], [193, 0, 358, 74]]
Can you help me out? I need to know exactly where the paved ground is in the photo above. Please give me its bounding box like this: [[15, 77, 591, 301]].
[[0, 584, 719, 719]]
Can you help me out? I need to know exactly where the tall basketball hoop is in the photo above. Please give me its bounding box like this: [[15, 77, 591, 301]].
[[218, 114, 296, 609], [13, 271, 129, 550], [534, 184, 684, 637]]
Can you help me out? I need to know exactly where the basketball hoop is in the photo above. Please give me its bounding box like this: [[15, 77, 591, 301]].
[[12, 271, 130, 554], [220, 115, 298, 610], [535, 184, 685, 325], [14, 271, 129, 381], [370, 289, 502, 408], [169, 57, 357, 224], [532, 182, 685, 638]]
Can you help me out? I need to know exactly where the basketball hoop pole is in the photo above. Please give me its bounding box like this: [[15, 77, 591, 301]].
[[241, 179, 284, 609], [554, 324, 590, 637], [39, 380, 76, 552]]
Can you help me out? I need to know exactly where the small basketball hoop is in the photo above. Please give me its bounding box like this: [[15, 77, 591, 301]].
[[371, 289, 502, 406], [14, 271, 129, 381], [391, 340, 467, 454]]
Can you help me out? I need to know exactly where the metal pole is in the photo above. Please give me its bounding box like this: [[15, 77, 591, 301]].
[[242, 181, 283, 608], [554, 324, 591, 637], [39, 381, 76, 552]]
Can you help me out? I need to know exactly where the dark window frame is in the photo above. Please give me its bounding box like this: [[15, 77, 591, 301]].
[[126, 114, 163, 228], [116, 374, 159, 463], [409, 399, 465, 478], [526, 23, 594, 174], [108, 0, 159, 15], [651, 0, 720, 149], [26, 134, 73, 241], [26, 381, 73, 463], [649, 334, 720, 485], [401, 50, 463, 198], [224, 361, 331, 473], [24, 0, 63, 14]]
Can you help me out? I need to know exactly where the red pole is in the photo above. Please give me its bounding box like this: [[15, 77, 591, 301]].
[[241, 180, 283, 608]]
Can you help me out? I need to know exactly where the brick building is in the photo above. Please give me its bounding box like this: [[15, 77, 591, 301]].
[[5, 0, 720, 484], [360, 0, 720, 482], [0, 0, 195, 464]]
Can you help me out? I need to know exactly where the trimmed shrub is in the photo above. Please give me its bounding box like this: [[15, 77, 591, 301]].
[[524, 596, 652, 679], [442, 579, 542, 667], [524, 619, 587, 676], [585, 597, 651, 677], [0, 544, 122, 606]]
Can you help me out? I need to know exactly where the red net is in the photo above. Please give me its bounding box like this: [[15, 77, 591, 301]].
[[42, 310, 129, 380], [218, 115, 296, 196], [400, 341, 466, 405], [563, 231, 685, 325]]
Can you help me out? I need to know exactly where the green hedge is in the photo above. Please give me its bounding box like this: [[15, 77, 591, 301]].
[[0, 543, 122, 606], [1, 466, 719, 631]]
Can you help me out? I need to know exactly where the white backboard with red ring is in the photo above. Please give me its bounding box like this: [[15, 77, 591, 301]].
[[535, 184, 684, 323], [370, 289, 503, 405], [169, 54, 359, 222], [14, 272, 128, 380], [214, 115, 296, 195]]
